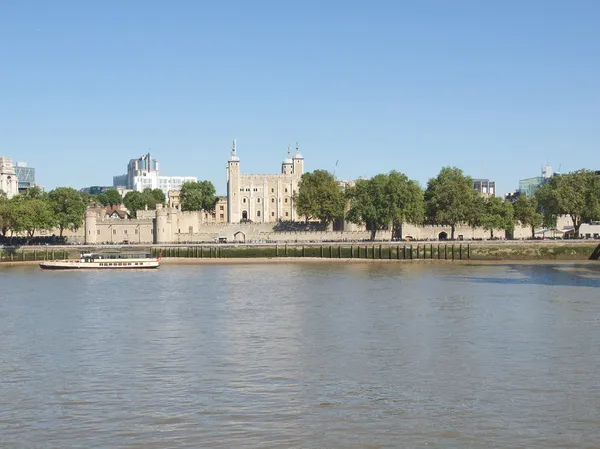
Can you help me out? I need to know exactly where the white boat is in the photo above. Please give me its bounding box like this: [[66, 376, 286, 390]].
[[40, 251, 160, 270]]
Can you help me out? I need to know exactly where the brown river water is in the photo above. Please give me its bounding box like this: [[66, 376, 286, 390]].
[[1, 261, 600, 448]]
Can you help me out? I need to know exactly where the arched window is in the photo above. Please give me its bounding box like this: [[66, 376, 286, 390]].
[[257, 211, 261, 217], [285, 188, 288, 193], [243, 198, 246, 203], [285, 212, 289, 217], [257, 198, 261, 203], [285, 198, 288, 203], [271, 198, 275, 203]]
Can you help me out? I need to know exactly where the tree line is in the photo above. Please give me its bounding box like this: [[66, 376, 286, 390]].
[[2, 168, 598, 242], [0, 187, 88, 241], [294, 167, 600, 239], [0, 181, 219, 242]]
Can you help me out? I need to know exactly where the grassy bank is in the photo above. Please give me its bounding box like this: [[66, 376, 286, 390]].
[[2, 242, 599, 263]]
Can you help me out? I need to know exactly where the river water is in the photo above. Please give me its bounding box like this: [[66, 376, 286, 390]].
[[1, 261, 600, 448]]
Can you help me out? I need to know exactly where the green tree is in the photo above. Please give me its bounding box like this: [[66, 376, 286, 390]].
[[479, 196, 515, 239], [293, 170, 345, 224], [386, 171, 425, 239], [98, 189, 123, 207], [14, 198, 55, 238], [346, 171, 424, 240], [513, 195, 543, 238], [535, 170, 600, 238], [21, 186, 46, 200], [0, 192, 10, 237], [424, 167, 479, 240], [123, 191, 147, 217], [48, 187, 87, 238], [179, 181, 217, 212], [145, 188, 166, 205]]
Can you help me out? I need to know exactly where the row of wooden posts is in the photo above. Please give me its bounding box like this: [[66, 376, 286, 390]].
[[0, 244, 471, 262], [151, 244, 470, 260]]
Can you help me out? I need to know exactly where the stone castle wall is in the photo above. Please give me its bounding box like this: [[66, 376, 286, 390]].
[[65, 207, 542, 244]]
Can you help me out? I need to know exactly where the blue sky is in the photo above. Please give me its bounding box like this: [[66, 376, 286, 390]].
[[1, 0, 598, 196]]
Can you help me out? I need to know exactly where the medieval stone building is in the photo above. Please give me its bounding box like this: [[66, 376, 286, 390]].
[[226, 140, 304, 223]]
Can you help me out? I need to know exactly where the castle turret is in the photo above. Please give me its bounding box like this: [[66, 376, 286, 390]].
[[282, 145, 293, 176], [84, 208, 97, 244], [155, 205, 170, 244], [292, 142, 304, 177], [227, 139, 241, 223]]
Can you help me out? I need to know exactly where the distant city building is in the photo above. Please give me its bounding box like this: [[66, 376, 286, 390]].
[[518, 165, 553, 198], [15, 162, 36, 193], [80, 186, 114, 195], [80, 186, 132, 198], [473, 179, 496, 197], [113, 152, 197, 198], [0, 156, 19, 198], [112, 174, 127, 188]]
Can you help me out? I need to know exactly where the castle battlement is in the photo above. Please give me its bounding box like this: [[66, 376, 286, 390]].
[[239, 173, 291, 180]]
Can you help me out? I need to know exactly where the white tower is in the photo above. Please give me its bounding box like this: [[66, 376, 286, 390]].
[[292, 142, 304, 177], [227, 139, 241, 223], [282, 145, 293, 175]]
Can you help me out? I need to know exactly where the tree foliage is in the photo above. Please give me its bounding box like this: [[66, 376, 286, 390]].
[[294, 170, 345, 224], [14, 198, 56, 238], [0, 193, 11, 237], [48, 187, 88, 237], [424, 167, 479, 239], [98, 189, 123, 206], [346, 171, 424, 239], [478, 196, 514, 238], [123, 191, 152, 217], [179, 181, 217, 212], [513, 195, 543, 238], [535, 169, 600, 237], [145, 188, 166, 205]]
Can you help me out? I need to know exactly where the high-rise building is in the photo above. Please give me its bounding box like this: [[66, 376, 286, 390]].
[[0, 156, 19, 198], [473, 179, 496, 197], [15, 162, 36, 193], [518, 165, 553, 198], [113, 152, 197, 198]]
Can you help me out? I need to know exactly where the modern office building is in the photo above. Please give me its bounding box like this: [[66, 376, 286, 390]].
[[0, 156, 19, 198], [113, 152, 197, 198], [473, 179, 496, 197], [15, 162, 36, 193], [518, 165, 553, 198]]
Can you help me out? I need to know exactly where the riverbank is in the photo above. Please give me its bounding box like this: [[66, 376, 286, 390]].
[[1, 241, 599, 263]]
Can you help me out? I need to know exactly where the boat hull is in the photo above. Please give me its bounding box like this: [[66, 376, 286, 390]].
[[40, 260, 160, 270]]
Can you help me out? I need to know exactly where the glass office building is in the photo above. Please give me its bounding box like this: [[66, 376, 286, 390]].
[[15, 162, 35, 192]]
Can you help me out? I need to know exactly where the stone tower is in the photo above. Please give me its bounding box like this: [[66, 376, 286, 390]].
[[84, 208, 97, 244], [226, 139, 241, 223], [155, 205, 170, 244], [282, 145, 293, 175], [292, 142, 304, 177]]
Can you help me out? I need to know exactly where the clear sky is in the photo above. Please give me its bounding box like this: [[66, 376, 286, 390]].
[[1, 0, 598, 196]]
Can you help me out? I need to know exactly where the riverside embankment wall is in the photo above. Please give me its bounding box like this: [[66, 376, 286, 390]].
[[2, 242, 600, 263]]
